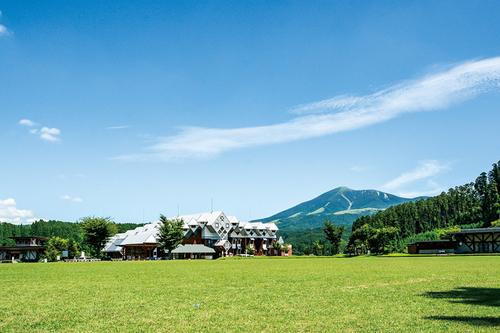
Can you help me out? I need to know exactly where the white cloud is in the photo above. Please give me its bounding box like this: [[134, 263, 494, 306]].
[[0, 198, 36, 224], [60, 195, 83, 202], [40, 132, 60, 142], [107, 126, 131, 129], [19, 119, 38, 127], [26, 218, 48, 223], [114, 57, 500, 161], [380, 161, 450, 198], [351, 166, 368, 172], [0, 10, 11, 37], [39, 127, 61, 141], [20, 120, 61, 142], [381, 160, 450, 191], [41, 127, 60, 135]]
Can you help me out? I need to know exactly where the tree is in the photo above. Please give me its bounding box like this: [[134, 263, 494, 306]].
[[44, 236, 80, 262], [79, 216, 117, 258], [156, 215, 184, 259], [245, 244, 256, 255], [348, 223, 377, 254], [312, 240, 323, 256], [322, 220, 345, 255], [271, 240, 283, 256], [371, 227, 401, 254]]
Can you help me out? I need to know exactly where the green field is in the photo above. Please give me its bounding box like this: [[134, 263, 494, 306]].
[[1, 256, 499, 332]]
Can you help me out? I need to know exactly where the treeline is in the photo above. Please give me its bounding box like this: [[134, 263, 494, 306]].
[[0, 219, 144, 253], [278, 226, 351, 255], [348, 160, 500, 253]]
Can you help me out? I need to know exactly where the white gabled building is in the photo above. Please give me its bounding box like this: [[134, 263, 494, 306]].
[[102, 211, 282, 259]]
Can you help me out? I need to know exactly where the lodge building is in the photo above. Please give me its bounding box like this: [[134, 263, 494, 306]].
[[0, 236, 48, 262], [102, 211, 289, 259]]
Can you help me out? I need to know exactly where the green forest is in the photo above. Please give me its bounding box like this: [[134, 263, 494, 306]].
[[0, 219, 144, 258]]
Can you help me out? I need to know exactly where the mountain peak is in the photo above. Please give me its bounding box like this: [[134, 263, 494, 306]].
[[254, 187, 423, 231]]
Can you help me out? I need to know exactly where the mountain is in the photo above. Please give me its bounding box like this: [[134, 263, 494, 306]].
[[254, 187, 425, 231]]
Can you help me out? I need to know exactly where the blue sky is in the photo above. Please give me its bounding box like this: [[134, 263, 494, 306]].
[[1, 1, 500, 224]]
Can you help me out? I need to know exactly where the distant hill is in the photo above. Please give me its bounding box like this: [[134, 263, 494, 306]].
[[254, 187, 425, 231]]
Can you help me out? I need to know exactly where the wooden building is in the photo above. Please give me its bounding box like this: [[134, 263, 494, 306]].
[[406, 240, 455, 254], [446, 228, 500, 253], [102, 211, 285, 259], [0, 236, 48, 262], [406, 228, 500, 254]]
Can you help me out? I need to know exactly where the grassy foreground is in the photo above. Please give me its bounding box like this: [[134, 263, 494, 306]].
[[0, 256, 499, 332]]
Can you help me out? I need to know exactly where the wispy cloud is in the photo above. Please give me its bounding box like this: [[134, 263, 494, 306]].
[[19, 119, 38, 127], [114, 57, 500, 161], [107, 126, 131, 130], [381, 160, 450, 197], [41, 127, 60, 135], [0, 198, 36, 224], [351, 166, 368, 172], [60, 195, 83, 202], [20, 120, 61, 142], [381, 160, 450, 190], [0, 10, 10, 37]]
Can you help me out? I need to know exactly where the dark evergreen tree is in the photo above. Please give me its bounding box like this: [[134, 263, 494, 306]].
[[322, 220, 345, 255], [157, 215, 184, 259]]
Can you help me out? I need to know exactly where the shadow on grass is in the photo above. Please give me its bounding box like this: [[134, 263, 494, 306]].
[[423, 287, 500, 307], [425, 316, 500, 327], [422, 287, 500, 327]]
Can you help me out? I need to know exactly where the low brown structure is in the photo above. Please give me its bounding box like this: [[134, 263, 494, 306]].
[[406, 240, 455, 254], [0, 236, 48, 262]]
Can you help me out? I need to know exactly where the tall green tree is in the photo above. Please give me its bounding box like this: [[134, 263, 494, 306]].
[[157, 215, 184, 259], [44, 236, 80, 261], [322, 220, 345, 255], [312, 240, 324, 256], [79, 216, 117, 258]]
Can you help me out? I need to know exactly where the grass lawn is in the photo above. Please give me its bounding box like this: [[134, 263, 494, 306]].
[[0, 256, 499, 332]]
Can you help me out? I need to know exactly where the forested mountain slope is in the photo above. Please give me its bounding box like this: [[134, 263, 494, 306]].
[[255, 187, 424, 231]]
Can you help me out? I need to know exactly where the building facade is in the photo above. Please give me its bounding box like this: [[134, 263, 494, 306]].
[[102, 211, 284, 259], [0, 236, 48, 262], [407, 228, 500, 254], [446, 228, 500, 254]]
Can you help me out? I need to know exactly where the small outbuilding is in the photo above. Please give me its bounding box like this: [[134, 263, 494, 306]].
[[406, 240, 456, 254], [0, 236, 48, 262], [171, 244, 216, 260]]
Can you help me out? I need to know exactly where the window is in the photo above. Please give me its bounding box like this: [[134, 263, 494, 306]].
[[215, 222, 219, 229]]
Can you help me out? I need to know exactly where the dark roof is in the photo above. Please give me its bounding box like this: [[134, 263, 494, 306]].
[[9, 236, 48, 241], [0, 246, 47, 250], [407, 240, 455, 245], [446, 228, 500, 235]]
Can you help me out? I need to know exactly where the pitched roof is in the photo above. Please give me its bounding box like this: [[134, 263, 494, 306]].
[[171, 244, 216, 254]]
